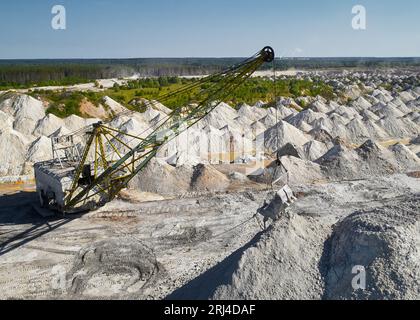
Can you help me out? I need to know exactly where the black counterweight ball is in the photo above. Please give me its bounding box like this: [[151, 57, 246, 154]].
[[261, 46, 275, 62]]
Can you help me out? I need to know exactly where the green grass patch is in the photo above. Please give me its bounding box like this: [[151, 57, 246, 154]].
[[27, 76, 335, 118]]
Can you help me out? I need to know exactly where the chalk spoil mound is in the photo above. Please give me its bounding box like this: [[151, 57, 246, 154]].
[[202, 103, 240, 131], [308, 128, 334, 145], [102, 96, 128, 116], [323, 197, 420, 300], [64, 114, 89, 132], [167, 213, 329, 300], [25, 136, 53, 163], [0, 110, 14, 131], [0, 93, 45, 120], [249, 156, 325, 186], [303, 140, 329, 162], [0, 128, 29, 176], [272, 104, 296, 119], [262, 121, 310, 153], [190, 164, 230, 192], [276, 143, 306, 160], [128, 158, 192, 195], [287, 109, 326, 127], [375, 103, 405, 119], [377, 116, 413, 138], [237, 103, 267, 122], [315, 138, 419, 179], [149, 100, 172, 115], [33, 114, 65, 137], [363, 119, 390, 141], [315, 143, 361, 179], [350, 96, 372, 112], [354, 140, 398, 176], [345, 118, 371, 144], [389, 143, 420, 172], [0, 93, 45, 135], [278, 156, 325, 185], [128, 159, 231, 195]]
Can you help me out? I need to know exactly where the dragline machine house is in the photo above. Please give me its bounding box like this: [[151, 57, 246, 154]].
[[34, 47, 275, 213]]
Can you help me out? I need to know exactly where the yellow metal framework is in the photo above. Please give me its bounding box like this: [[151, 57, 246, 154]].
[[62, 46, 275, 213]]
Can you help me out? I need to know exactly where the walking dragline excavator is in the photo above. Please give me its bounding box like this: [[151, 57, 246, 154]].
[[34, 47, 275, 214]]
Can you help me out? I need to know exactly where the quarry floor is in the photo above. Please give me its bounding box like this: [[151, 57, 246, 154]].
[[0, 174, 418, 300]]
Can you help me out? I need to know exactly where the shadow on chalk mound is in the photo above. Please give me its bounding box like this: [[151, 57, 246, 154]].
[[166, 229, 266, 300]]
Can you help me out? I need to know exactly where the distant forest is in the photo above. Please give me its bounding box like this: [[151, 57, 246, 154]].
[[1, 57, 420, 88]]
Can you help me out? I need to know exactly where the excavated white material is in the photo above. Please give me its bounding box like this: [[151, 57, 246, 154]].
[[0, 110, 14, 131], [237, 104, 267, 122], [0, 87, 420, 186], [328, 117, 351, 142], [311, 117, 334, 132], [375, 103, 405, 118], [369, 101, 387, 114], [0, 128, 30, 176], [150, 100, 172, 115], [102, 96, 128, 115], [343, 84, 362, 100], [360, 109, 380, 121], [0, 94, 45, 135], [250, 120, 267, 138], [323, 198, 420, 300], [398, 91, 416, 103], [287, 109, 326, 127], [345, 118, 371, 144], [406, 111, 420, 121], [393, 99, 412, 114], [143, 105, 166, 123], [64, 114, 89, 132], [33, 114, 65, 137], [315, 143, 362, 179], [413, 116, 420, 125], [331, 105, 361, 120], [373, 89, 393, 103], [308, 100, 330, 113], [302, 140, 329, 162], [399, 117, 420, 136], [259, 114, 277, 128], [49, 126, 71, 138], [350, 96, 372, 111], [363, 118, 390, 141], [295, 120, 313, 133], [249, 155, 325, 187], [25, 136, 53, 163], [377, 116, 414, 138], [2, 77, 420, 301], [389, 143, 420, 171], [277, 156, 325, 185], [0, 94, 45, 121], [128, 157, 192, 194], [271, 105, 296, 119], [262, 120, 310, 153], [119, 117, 151, 138], [167, 175, 420, 300]]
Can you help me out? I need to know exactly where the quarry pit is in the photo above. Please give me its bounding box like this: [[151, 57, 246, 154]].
[[1, 70, 420, 300]]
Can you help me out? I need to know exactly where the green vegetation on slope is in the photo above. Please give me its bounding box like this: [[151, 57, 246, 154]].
[[28, 76, 334, 118], [105, 77, 334, 108]]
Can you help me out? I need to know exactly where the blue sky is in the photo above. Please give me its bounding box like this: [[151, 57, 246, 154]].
[[0, 0, 419, 58]]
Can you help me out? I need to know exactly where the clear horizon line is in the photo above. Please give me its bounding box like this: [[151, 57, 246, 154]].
[[1, 56, 420, 61]]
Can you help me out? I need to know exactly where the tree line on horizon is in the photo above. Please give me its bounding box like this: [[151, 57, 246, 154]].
[[1, 57, 420, 89]]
